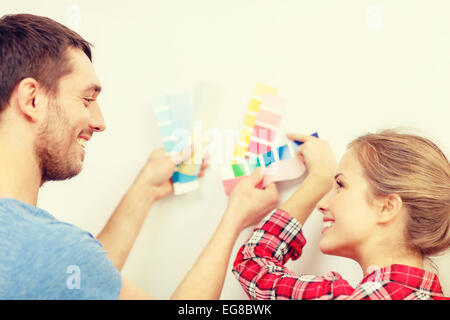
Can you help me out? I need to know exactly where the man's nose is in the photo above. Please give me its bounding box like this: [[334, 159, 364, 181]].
[[88, 102, 106, 132]]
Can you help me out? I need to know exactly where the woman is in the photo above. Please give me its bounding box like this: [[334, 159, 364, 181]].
[[231, 130, 450, 300]]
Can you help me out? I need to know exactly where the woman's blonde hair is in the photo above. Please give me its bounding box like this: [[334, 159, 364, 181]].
[[348, 129, 450, 256]]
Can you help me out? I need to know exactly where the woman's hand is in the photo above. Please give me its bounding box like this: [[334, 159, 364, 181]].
[[277, 133, 336, 224], [287, 133, 336, 184]]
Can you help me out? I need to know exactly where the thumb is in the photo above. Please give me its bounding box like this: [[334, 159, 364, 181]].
[[265, 182, 279, 196], [248, 167, 264, 186], [286, 133, 314, 146]]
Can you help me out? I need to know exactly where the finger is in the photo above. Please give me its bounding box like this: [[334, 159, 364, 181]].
[[201, 160, 209, 170], [248, 167, 264, 186], [158, 180, 174, 198], [164, 181, 174, 194], [197, 163, 209, 178], [171, 144, 195, 165], [149, 147, 167, 162], [286, 133, 315, 145], [201, 153, 210, 167], [198, 155, 210, 174], [296, 144, 306, 155], [265, 182, 279, 196], [155, 147, 165, 154], [298, 153, 305, 164], [296, 145, 306, 164]]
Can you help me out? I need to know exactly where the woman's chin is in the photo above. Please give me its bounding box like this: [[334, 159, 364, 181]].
[[319, 238, 338, 256]]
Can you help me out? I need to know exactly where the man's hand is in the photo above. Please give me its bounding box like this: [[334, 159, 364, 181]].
[[137, 146, 209, 201], [97, 145, 208, 271], [224, 168, 280, 230]]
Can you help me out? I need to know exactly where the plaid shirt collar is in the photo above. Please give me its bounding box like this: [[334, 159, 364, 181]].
[[361, 264, 443, 296]]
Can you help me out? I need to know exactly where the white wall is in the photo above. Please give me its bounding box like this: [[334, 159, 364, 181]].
[[3, 0, 449, 298]]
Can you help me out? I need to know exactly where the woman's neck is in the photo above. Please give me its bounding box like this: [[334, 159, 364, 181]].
[[358, 249, 424, 276]]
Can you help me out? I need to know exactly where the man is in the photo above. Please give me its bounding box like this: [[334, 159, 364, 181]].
[[0, 13, 279, 299]]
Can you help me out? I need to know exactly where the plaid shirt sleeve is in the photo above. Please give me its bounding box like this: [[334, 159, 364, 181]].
[[232, 208, 355, 300]]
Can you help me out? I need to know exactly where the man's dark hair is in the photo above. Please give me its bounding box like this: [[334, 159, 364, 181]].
[[0, 13, 92, 112]]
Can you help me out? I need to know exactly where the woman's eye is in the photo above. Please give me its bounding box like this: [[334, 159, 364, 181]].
[[335, 180, 344, 189]]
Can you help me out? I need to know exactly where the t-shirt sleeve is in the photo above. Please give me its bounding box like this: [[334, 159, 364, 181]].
[[8, 223, 122, 300]]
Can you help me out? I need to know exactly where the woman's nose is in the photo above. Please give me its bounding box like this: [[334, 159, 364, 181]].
[[316, 192, 331, 215]]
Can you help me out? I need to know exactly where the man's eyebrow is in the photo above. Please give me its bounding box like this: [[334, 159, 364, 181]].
[[82, 84, 102, 94]]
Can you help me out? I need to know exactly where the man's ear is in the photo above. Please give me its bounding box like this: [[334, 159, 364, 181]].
[[15, 77, 47, 123], [376, 193, 403, 224]]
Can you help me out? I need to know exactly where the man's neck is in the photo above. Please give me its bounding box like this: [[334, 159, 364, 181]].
[[0, 139, 41, 206]]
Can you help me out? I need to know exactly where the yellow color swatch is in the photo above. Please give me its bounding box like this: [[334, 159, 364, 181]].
[[238, 130, 251, 144], [243, 114, 256, 127], [253, 84, 278, 97], [177, 163, 200, 176], [177, 153, 201, 176], [234, 145, 247, 159], [248, 98, 261, 113], [231, 84, 278, 165]]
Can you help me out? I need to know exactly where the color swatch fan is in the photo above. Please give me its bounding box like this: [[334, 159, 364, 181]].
[[221, 83, 317, 195], [232, 84, 283, 163], [153, 84, 220, 195]]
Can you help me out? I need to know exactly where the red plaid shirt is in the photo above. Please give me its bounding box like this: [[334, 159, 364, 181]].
[[233, 209, 447, 300]]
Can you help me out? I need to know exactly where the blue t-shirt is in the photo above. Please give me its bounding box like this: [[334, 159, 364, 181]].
[[0, 198, 122, 299]]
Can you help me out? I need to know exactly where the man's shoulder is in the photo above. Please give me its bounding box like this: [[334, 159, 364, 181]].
[[0, 198, 97, 249], [0, 198, 121, 299], [0, 198, 56, 226]]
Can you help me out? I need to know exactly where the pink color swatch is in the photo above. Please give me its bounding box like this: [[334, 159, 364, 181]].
[[253, 125, 276, 141], [222, 177, 245, 196], [256, 109, 281, 127], [248, 140, 271, 155]]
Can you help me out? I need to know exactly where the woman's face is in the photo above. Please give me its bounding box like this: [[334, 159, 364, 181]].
[[317, 148, 380, 260]]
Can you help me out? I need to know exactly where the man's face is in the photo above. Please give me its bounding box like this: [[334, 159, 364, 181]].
[[35, 48, 105, 183]]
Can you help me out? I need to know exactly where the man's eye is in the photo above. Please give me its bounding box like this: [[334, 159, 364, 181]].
[[83, 97, 95, 106], [335, 180, 344, 189]]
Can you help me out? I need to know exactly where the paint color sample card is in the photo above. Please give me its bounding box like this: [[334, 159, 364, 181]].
[[152, 84, 221, 195], [232, 84, 278, 164], [247, 94, 286, 159], [177, 83, 221, 177], [221, 133, 319, 196], [192, 83, 221, 131], [153, 96, 176, 153], [152, 93, 199, 195]]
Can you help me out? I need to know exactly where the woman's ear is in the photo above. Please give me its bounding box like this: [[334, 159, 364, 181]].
[[15, 77, 47, 123], [376, 193, 403, 224]]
